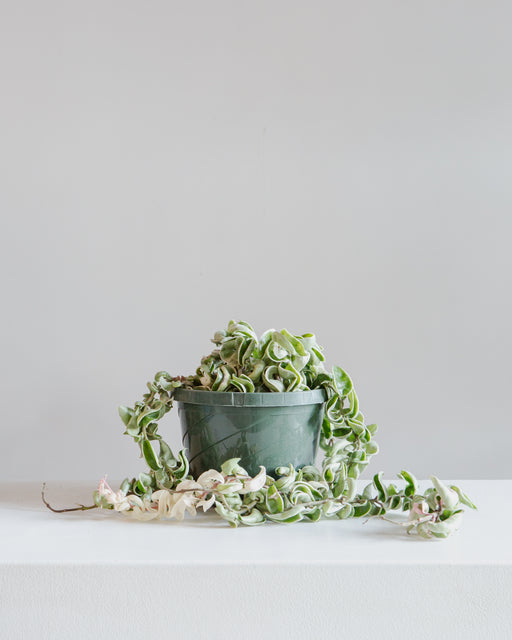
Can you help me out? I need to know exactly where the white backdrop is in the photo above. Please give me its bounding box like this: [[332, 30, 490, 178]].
[[1, 1, 510, 483]]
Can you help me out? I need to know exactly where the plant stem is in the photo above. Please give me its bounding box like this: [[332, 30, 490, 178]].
[[41, 483, 98, 513]]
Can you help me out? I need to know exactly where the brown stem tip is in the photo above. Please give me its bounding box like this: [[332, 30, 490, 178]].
[[41, 483, 98, 513]]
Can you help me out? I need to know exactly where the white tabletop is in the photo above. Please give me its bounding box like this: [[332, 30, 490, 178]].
[[1, 480, 511, 640]]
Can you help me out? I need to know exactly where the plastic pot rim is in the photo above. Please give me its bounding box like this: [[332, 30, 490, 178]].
[[174, 388, 326, 407]]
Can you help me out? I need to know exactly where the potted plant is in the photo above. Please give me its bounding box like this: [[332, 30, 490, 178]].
[[44, 320, 476, 538]]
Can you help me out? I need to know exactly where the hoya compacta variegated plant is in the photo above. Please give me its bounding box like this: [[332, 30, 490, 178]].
[[46, 321, 476, 538]]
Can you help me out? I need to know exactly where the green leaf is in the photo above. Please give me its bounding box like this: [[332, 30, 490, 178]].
[[332, 426, 352, 438], [311, 347, 325, 363], [353, 501, 372, 517], [373, 472, 387, 501], [155, 468, 172, 488], [399, 470, 418, 497], [292, 353, 310, 372], [361, 428, 371, 443], [215, 502, 239, 527], [416, 523, 433, 539], [332, 366, 353, 396], [239, 509, 265, 526], [345, 389, 359, 419], [145, 422, 161, 439], [142, 440, 162, 470], [450, 485, 477, 510], [247, 359, 265, 382], [136, 472, 153, 494], [265, 340, 289, 363], [322, 500, 344, 517], [365, 441, 379, 455], [430, 476, 459, 510], [428, 512, 463, 538], [368, 503, 385, 516], [212, 329, 227, 344], [362, 483, 374, 500], [238, 338, 256, 366], [325, 394, 344, 424], [314, 372, 332, 388], [220, 458, 247, 476], [118, 405, 134, 427], [323, 466, 334, 483], [154, 371, 173, 391], [228, 320, 257, 338], [272, 331, 296, 355], [262, 365, 285, 392], [332, 463, 347, 498], [304, 507, 322, 522], [348, 450, 366, 464], [348, 463, 360, 479], [299, 466, 323, 482], [367, 423, 378, 435], [390, 495, 402, 510], [125, 421, 141, 438], [267, 505, 305, 523], [348, 419, 365, 436], [278, 362, 301, 391], [220, 337, 242, 365], [336, 503, 354, 519], [257, 329, 275, 356], [298, 333, 316, 351], [212, 365, 231, 391], [401, 497, 412, 512], [344, 477, 357, 501], [281, 329, 307, 356], [137, 404, 164, 429], [265, 484, 285, 513], [387, 483, 397, 496], [172, 449, 190, 480], [274, 465, 296, 491], [321, 415, 333, 439], [159, 440, 176, 467], [231, 374, 255, 392], [290, 483, 317, 503]]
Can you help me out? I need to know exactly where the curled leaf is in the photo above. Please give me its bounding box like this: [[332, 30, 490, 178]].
[[430, 476, 459, 510], [142, 440, 162, 471], [267, 505, 305, 523], [239, 466, 267, 494], [332, 366, 353, 396], [118, 405, 134, 427]]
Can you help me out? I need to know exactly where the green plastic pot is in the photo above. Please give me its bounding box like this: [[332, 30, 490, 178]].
[[175, 388, 326, 479]]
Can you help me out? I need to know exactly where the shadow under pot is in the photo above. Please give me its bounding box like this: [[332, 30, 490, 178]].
[[174, 388, 326, 479]]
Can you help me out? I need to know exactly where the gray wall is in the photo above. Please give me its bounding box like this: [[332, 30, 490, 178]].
[[1, 1, 510, 483]]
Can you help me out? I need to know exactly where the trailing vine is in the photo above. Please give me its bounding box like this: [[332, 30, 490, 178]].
[[47, 320, 477, 538]]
